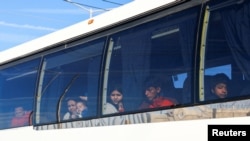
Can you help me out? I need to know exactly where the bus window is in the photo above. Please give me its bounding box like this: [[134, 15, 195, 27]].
[[35, 39, 105, 125], [102, 5, 199, 114], [172, 73, 187, 89], [203, 0, 250, 101], [204, 65, 231, 101], [0, 58, 40, 129]]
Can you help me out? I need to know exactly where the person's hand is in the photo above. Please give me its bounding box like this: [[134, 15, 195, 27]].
[[71, 114, 77, 119]]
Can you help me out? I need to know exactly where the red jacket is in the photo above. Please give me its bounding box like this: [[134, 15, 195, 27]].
[[139, 96, 175, 109], [11, 111, 31, 127]]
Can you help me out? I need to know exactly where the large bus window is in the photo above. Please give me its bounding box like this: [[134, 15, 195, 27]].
[[203, 0, 250, 102], [0, 58, 41, 129], [35, 39, 104, 125], [102, 6, 199, 115]]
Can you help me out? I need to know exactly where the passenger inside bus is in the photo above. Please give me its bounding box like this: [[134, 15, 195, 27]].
[[11, 106, 31, 127], [206, 73, 230, 100], [63, 98, 78, 120], [103, 85, 125, 114], [63, 96, 88, 120], [76, 99, 88, 118], [139, 76, 178, 109]]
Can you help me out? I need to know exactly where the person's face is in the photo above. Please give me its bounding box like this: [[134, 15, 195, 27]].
[[145, 86, 161, 101], [212, 83, 228, 98], [76, 102, 86, 112], [67, 100, 77, 114], [15, 107, 25, 117], [110, 90, 123, 104]]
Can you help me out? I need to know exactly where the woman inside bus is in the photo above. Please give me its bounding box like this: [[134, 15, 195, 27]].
[[139, 76, 177, 109], [63, 98, 78, 120]]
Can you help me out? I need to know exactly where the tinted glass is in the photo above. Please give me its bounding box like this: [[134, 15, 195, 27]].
[[102, 6, 200, 115], [36, 39, 104, 125], [0, 58, 40, 129]]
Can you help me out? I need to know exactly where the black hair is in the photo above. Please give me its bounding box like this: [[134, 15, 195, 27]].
[[144, 76, 162, 89], [108, 84, 123, 96], [210, 73, 230, 89], [107, 83, 123, 107]]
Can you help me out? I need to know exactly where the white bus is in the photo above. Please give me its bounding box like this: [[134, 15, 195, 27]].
[[0, 0, 250, 140]]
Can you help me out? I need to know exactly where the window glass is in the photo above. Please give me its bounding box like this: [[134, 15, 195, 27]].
[[0, 58, 40, 129], [205, 65, 231, 77], [36, 39, 104, 124], [172, 73, 187, 88], [204, 0, 250, 101], [102, 6, 200, 115]]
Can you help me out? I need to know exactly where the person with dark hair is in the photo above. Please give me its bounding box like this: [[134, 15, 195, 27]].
[[63, 96, 88, 119], [209, 73, 230, 99], [103, 85, 125, 114], [139, 76, 177, 109], [63, 98, 78, 120]]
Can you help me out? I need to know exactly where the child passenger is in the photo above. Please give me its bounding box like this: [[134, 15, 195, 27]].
[[76, 99, 88, 118], [103, 85, 125, 114], [139, 76, 177, 109], [209, 73, 230, 99], [11, 106, 31, 127]]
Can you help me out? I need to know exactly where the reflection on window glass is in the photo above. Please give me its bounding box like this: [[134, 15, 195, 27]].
[[172, 73, 187, 88], [102, 6, 199, 115], [36, 39, 104, 125], [205, 65, 231, 77], [0, 58, 40, 129]]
